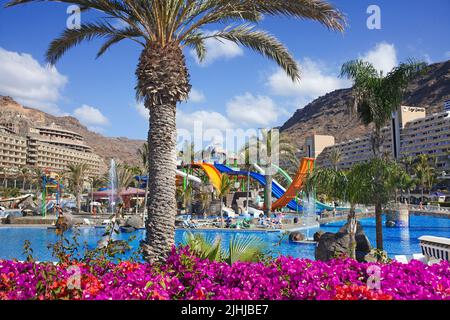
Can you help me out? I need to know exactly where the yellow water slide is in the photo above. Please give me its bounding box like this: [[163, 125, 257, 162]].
[[193, 163, 222, 192]]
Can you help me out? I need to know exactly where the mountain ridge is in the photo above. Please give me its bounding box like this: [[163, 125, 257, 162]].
[[0, 96, 145, 168], [280, 60, 450, 148]]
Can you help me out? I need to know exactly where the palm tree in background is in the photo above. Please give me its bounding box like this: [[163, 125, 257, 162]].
[[137, 142, 149, 215], [340, 59, 427, 253], [307, 165, 366, 260], [65, 163, 90, 213], [329, 148, 342, 170], [217, 174, 233, 228], [245, 131, 297, 216], [18, 166, 31, 191], [414, 154, 436, 202], [7, 0, 345, 262]]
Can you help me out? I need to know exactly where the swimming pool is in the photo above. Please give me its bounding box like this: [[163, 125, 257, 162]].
[[0, 215, 448, 261]]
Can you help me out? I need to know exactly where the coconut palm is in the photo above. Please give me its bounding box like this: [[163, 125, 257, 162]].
[[7, 0, 345, 262], [65, 163, 90, 213], [340, 59, 427, 252]]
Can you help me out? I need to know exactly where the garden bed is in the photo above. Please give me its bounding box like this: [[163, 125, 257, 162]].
[[1, 247, 448, 300]]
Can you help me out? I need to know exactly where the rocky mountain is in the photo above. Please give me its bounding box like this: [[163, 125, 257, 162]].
[[0, 96, 145, 168], [280, 60, 450, 149]]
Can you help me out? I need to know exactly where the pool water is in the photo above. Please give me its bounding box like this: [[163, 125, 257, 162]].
[[0, 215, 448, 261]]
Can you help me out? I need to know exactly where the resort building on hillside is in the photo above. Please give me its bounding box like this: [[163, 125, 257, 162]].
[[0, 126, 28, 168], [0, 122, 104, 176], [313, 104, 450, 170]]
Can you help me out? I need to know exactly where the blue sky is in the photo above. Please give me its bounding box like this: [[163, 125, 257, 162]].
[[0, 0, 449, 142]]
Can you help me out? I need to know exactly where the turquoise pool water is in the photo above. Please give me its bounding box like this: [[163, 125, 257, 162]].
[[0, 215, 448, 261]]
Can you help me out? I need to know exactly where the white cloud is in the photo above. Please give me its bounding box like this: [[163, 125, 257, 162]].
[[188, 88, 206, 103], [445, 51, 450, 59], [135, 102, 149, 119], [190, 32, 243, 65], [226, 93, 279, 127], [0, 47, 68, 114], [177, 109, 233, 131], [134, 102, 231, 131], [73, 104, 109, 130], [360, 42, 398, 75], [267, 58, 350, 105]]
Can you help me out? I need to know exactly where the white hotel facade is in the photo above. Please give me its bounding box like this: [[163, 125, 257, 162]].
[[310, 102, 450, 171]]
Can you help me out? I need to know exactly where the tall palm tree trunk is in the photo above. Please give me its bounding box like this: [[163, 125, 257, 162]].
[[264, 172, 272, 217], [246, 171, 250, 212], [375, 202, 383, 251], [76, 187, 82, 213], [372, 129, 384, 256], [137, 43, 191, 263], [220, 195, 224, 228], [347, 204, 357, 260], [142, 100, 178, 262]]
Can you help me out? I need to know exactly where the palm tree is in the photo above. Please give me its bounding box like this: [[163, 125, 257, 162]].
[[65, 163, 90, 213], [243, 131, 297, 216], [7, 0, 345, 262], [18, 166, 31, 192], [197, 189, 211, 218], [329, 148, 341, 170], [137, 142, 149, 216], [340, 59, 427, 252], [414, 154, 436, 202], [217, 174, 233, 228], [116, 164, 135, 191], [308, 166, 364, 259]]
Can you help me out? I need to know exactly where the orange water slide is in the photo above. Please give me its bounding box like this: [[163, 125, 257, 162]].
[[271, 158, 314, 211], [192, 162, 222, 192]]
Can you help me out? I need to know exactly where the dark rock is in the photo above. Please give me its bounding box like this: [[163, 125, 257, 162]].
[[313, 230, 325, 242], [55, 214, 74, 235], [315, 221, 371, 262], [386, 220, 396, 227], [289, 232, 305, 242]]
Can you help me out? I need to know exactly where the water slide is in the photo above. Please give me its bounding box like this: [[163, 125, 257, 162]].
[[192, 162, 222, 192], [255, 163, 350, 212], [214, 163, 303, 211], [270, 158, 314, 211], [176, 169, 202, 184]]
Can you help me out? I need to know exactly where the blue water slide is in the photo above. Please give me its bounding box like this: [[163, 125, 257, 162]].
[[214, 164, 303, 211]]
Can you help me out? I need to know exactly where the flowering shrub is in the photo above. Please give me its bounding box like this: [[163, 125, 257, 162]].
[[0, 246, 449, 300]]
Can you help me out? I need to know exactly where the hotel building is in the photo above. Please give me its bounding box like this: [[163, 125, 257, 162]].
[[314, 104, 450, 170], [0, 122, 104, 176]]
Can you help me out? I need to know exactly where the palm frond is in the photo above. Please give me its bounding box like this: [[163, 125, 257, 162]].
[[96, 26, 144, 58], [46, 22, 143, 64], [225, 235, 265, 264], [194, 25, 299, 81]]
